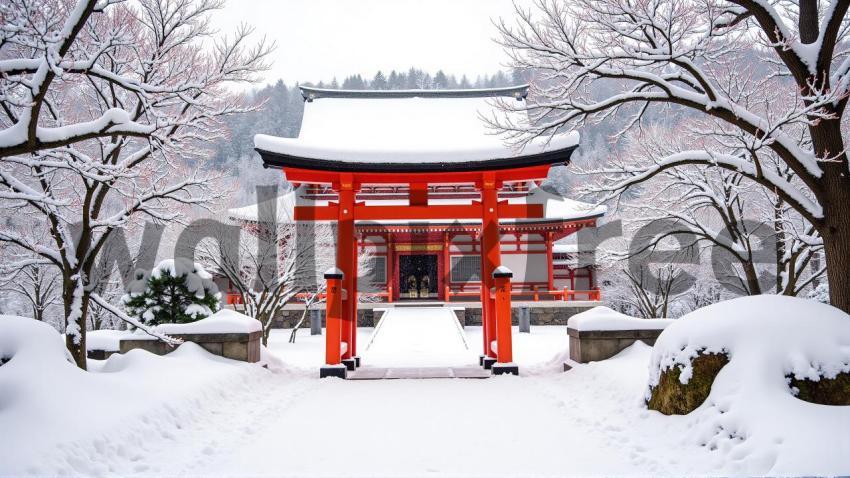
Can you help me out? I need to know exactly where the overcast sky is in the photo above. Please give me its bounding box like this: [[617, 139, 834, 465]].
[[211, 0, 525, 88]]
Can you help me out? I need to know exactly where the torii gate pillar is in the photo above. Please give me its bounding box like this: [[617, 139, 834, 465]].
[[337, 174, 359, 371], [480, 172, 501, 369]]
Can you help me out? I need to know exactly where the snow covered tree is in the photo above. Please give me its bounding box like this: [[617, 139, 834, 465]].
[[496, 0, 850, 313], [623, 264, 688, 318], [585, 124, 825, 297], [123, 259, 220, 326], [197, 207, 374, 345], [0, 263, 60, 323], [0, 0, 273, 368], [372, 70, 388, 89]]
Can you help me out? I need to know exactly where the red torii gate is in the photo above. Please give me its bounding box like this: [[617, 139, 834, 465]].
[[253, 84, 581, 378], [263, 161, 567, 378]]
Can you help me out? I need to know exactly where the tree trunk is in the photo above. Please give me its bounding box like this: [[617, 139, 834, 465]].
[[742, 261, 762, 296], [821, 217, 850, 314], [289, 306, 310, 343], [62, 280, 89, 370], [807, 111, 850, 313], [259, 312, 271, 346]]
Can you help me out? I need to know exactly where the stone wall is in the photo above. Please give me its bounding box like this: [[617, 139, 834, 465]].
[[270, 308, 383, 329], [86, 349, 118, 360], [567, 328, 664, 363], [460, 303, 598, 326], [119, 331, 262, 363], [265, 302, 596, 329]]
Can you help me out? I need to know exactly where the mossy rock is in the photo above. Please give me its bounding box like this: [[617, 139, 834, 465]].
[[790, 372, 850, 406], [647, 352, 729, 415]]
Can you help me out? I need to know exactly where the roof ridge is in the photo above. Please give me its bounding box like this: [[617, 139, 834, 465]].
[[300, 84, 529, 101]]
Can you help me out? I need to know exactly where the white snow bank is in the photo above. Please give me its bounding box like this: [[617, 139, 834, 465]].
[[0, 315, 269, 476], [0, 315, 73, 365], [568, 306, 673, 331], [86, 329, 131, 352], [127, 309, 262, 337], [648, 295, 850, 475]]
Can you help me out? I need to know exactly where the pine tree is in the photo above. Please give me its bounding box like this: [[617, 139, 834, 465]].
[[122, 259, 220, 326], [434, 70, 449, 89], [388, 70, 401, 89], [372, 70, 388, 89], [406, 67, 421, 89]]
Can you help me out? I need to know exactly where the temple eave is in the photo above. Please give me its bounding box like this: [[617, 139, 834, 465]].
[[255, 145, 578, 176]]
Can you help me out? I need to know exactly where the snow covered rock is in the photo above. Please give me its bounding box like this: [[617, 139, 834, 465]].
[[118, 310, 263, 363], [152, 309, 262, 335], [566, 307, 673, 363], [645, 295, 850, 474]]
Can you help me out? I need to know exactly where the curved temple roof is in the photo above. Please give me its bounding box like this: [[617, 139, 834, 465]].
[[254, 85, 579, 174]]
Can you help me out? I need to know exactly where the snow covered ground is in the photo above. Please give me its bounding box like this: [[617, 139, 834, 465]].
[[2, 301, 849, 477]]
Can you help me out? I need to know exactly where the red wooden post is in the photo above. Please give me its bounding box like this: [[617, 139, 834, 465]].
[[480, 172, 501, 365], [442, 232, 450, 301], [349, 228, 359, 364], [386, 236, 394, 303], [336, 175, 358, 370], [492, 267, 518, 375], [320, 268, 346, 379], [546, 231, 554, 292]]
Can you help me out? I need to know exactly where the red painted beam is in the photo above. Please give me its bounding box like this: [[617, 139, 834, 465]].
[[409, 182, 428, 206], [281, 165, 553, 185], [356, 204, 481, 220], [295, 203, 545, 221]]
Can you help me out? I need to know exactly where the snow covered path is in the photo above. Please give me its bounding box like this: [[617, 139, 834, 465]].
[[109, 335, 719, 478], [183, 374, 639, 477], [362, 307, 477, 367]]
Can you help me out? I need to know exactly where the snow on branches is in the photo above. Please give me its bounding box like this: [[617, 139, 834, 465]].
[[0, 0, 273, 368], [495, 0, 850, 312]]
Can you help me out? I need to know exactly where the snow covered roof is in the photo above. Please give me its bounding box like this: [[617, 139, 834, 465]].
[[253, 86, 579, 172], [227, 184, 606, 225]]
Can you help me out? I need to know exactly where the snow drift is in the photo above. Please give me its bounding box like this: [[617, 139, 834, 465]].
[[0, 315, 269, 476], [646, 295, 850, 475]]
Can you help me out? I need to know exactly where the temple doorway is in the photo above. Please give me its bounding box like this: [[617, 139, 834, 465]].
[[399, 254, 438, 300]]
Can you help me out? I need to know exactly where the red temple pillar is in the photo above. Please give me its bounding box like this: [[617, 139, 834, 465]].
[[386, 235, 394, 303], [480, 172, 500, 368], [349, 230, 359, 364], [320, 269, 346, 378], [336, 174, 358, 370], [546, 231, 554, 292], [442, 232, 450, 301], [492, 267, 517, 374]]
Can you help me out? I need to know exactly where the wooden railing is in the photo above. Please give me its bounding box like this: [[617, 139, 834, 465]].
[[445, 284, 601, 302]]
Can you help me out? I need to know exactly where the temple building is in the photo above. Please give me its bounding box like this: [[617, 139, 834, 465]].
[[229, 85, 604, 305], [229, 84, 605, 376]]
